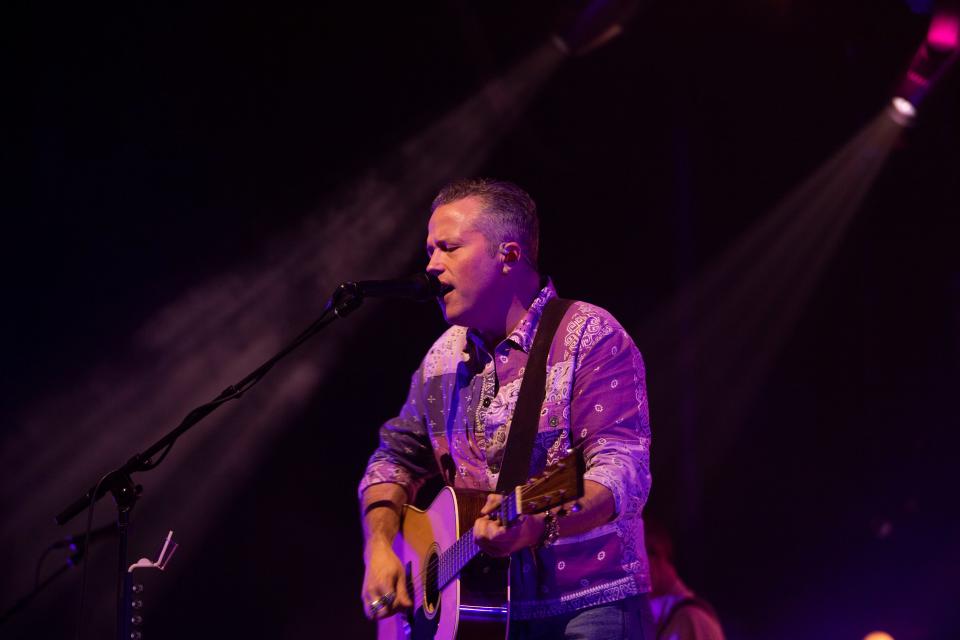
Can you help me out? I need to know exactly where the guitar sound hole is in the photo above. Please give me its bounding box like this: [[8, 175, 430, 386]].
[[424, 549, 440, 614]]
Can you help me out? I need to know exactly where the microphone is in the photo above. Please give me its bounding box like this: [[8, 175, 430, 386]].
[[350, 272, 446, 302]]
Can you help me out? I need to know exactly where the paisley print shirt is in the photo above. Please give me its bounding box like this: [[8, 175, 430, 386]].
[[358, 282, 652, 619]]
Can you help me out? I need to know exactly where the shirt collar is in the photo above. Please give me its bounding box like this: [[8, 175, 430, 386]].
[[464, 278, 557, 355]]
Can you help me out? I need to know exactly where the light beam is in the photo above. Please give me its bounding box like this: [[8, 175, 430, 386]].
[[0, 40, 564, 636], [639, 109, 904, 522]]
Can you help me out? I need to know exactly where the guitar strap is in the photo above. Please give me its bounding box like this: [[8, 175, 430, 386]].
[[495, 297, 574, 493]]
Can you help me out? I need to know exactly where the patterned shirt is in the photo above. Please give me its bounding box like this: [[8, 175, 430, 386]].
[[358, 282, 652, 619]]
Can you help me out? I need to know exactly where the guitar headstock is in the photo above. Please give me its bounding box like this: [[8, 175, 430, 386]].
[[515, 450, 584, 517]]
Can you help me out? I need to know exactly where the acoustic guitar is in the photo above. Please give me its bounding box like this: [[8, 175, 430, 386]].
[[377, 451, 584, 640]]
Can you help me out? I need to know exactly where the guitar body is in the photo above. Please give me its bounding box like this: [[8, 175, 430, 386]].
[[377, 486, 510, 640]]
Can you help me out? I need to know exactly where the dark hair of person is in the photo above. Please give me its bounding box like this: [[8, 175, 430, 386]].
[[644, 518, 676, 564]]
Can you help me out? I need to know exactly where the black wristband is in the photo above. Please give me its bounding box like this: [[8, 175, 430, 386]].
[[363, 500, 401, 517]]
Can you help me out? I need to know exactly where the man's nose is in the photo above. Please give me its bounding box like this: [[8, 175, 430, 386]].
[[426, 252, 444, 274]]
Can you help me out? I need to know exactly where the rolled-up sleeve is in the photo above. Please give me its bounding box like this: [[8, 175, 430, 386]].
[[357, 367, 439, 502], [570, 313, 652, 520]]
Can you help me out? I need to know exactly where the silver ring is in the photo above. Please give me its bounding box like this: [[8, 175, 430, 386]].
[[369, 591, 395, 614]]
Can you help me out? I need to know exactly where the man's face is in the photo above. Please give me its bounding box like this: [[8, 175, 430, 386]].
[[425, 196, 503, 330]]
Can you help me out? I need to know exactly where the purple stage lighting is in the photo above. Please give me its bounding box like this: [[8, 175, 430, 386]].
[[905, 0, 936, 14], [890, 4, 960, 122], [928, 6, 960, 48]]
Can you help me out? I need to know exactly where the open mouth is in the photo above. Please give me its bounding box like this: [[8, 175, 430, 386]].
[[437, 283, 454, 297]]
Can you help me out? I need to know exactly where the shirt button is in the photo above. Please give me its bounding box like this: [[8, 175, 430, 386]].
[[482, 397, 492, 407], [549, 416, 559, 427], [490, 463, 500, 473]]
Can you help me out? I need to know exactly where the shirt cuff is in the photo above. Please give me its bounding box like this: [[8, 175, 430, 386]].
[[357, 463, 421, 502], [583, 465, 627, 520]]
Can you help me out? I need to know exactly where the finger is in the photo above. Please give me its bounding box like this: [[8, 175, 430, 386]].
[[488, 516, 505, 536], [394, 567, 412, 608], [361, 585, 378, 619], [475, 516, 495, 542], [479, 526, 511, 558], [474, 516, 486, 541], [480, 493, 502, 515], [476, 518, 504, 549], [363, 576, 392, 615], [396, 575, 412, 608], [364, 595, 380, 620], [368, 591, 395, 619], [487, 516, 505, 537], [364, 588, 383, 619]]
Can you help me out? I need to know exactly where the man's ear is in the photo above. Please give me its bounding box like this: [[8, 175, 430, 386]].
[[499, 241, 523, 266]]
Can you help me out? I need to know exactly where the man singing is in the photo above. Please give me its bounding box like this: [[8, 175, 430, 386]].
[[358, 178, 654, 639]]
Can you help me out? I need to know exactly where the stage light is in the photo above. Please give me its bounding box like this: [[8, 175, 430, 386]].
[[889, 96, 918, 125], [552, 0, 641, 56], [890, 3, 960, 122], [863, 632, 895, 640]]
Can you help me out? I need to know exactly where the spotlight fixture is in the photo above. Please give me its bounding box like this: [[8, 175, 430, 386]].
[[889, 96, 918, 125], [552, 0, 642, 56], [889, 2, 960, 123]]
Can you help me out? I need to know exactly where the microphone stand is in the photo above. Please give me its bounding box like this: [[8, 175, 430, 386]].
[[53, 281, 372, 640]]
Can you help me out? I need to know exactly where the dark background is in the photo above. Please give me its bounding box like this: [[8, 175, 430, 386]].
[[4, 1, 959, 638]]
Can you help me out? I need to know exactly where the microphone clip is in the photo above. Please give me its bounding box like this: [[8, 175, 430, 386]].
[[331, 282, 364, 318]]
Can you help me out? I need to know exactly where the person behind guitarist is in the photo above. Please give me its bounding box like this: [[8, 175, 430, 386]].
[[359, 178, 655, 639]]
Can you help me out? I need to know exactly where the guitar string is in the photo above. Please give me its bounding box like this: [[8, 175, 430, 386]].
[[392, 454, 581, 609], [399, 494, 530, 607], [399, 490, 558, 605], [406, 486, 526, 594], [397, 494, 508, 607], [393, 493, 506, 595], [401, 526, 477, 605]]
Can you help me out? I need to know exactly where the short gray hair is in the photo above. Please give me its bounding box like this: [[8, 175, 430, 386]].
[[431, 178, 540, 269]]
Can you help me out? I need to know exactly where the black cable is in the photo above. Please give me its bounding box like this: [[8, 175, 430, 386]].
[[138, 440, 174, 471]]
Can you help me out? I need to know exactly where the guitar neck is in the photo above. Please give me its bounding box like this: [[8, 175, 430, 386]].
[[437, 488, 521, 589], [437, 529, 481, 589], [433, 451, 582, 590]]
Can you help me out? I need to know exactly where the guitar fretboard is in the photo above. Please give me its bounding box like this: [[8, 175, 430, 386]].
[[436, 491, 518, 588], [437, 530, 480, 588]]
